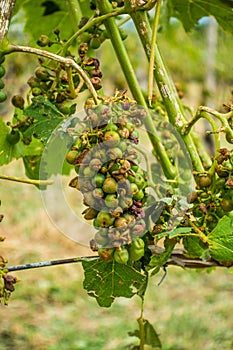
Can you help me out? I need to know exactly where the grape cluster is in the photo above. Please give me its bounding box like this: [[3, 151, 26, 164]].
[[26, 41, 103, 116], [184, 148, 233, 233], [0, 55, 7, 103], [66, 99, 149, 263], [0, 205, 17, 305]]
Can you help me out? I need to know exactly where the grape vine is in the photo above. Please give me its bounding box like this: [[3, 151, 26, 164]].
[[0, 0, 233, 348]]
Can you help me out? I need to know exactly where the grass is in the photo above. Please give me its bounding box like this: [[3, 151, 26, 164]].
[[0, 161, 233, 350]]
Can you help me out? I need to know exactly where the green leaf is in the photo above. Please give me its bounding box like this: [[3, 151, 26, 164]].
[[183, 236, 208, 259], [156, 226, 192, 240], [129, 319, 162, 349], [208, 216, 233, 262], [23, 96, 64, 144], [167, 0, 233, 34], [149, 238, 176, 275], [82, 258, 147, 308], [0, 118, 25, 166], [12, 0, 74, 43]]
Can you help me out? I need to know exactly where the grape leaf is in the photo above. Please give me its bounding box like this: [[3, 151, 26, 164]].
[[156, 227, 192, 240], [183, 236, 208, 259], [23, 96, 64, 144], [82, 258, 147, 308], [12, 0, 74, 44], [0, 118, 25, 166], [39, 128, 73, 178], [208, 216, 233, 262], [149, 238, 176, 275], [167, 0, 233, 34], [129, 319, 162, 349]]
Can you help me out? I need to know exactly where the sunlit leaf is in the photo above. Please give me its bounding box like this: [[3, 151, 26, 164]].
[[82, 258, 147, 307], [208, 216, 233, 262], [167, 0, 233, 34]]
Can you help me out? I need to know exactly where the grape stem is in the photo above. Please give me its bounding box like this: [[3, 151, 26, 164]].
[[148, 0, 162, 107], [66, 0, 82, 34], [4, 44, 100, 105], [127, 6, 207, 172], [0, 174, 54, 186], [182, 105, 233, 141], [97, 0, 177, 180]]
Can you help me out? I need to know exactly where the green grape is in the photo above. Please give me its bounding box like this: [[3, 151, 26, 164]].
[[92, 173, 106, 188], [66, 150, 79, 164], [197, 175, 212, 188], [133, 189, 144, 201], [102, 177, 117, 193], [103, 131, 120, 146], [0, 55, 5, 64], [0, 79, 5, 89], [37, 35, 51, 47], [0, 90, 7, 103], [105, 194, 119, 208], [0, 65, 6, 78], [90, 37, 101, 50], [129, 238, 145, 261], [31, 87, 42, 96], [114, 247, 129, 264], [35, 67, 50, 81], [11, 95, 25, 109], [220, 199, 233, 212], [6, 130, 20, 145], [95, 212, 115, 228]]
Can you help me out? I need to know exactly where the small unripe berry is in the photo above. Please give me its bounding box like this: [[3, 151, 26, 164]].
[[102, 177, 117, 193], [37, 35, 51, 47], [95, 212, 115, 227], [103, 131, 120, 147], [11, 95, 25, 109], [114, 247, 129, 264]]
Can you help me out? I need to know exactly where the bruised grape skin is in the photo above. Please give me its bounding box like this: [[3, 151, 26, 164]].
[[103, 131, 120, 146], [95, 211, 115, 227], [98, 248, 115, 261]]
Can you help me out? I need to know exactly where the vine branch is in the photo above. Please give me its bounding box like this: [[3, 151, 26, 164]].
[[148, 0, 162, 107], [6, 251, 231, 273], [0, 0, 16, 41], [0, 174, 54, 186], [4, 44, 100, 104]]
